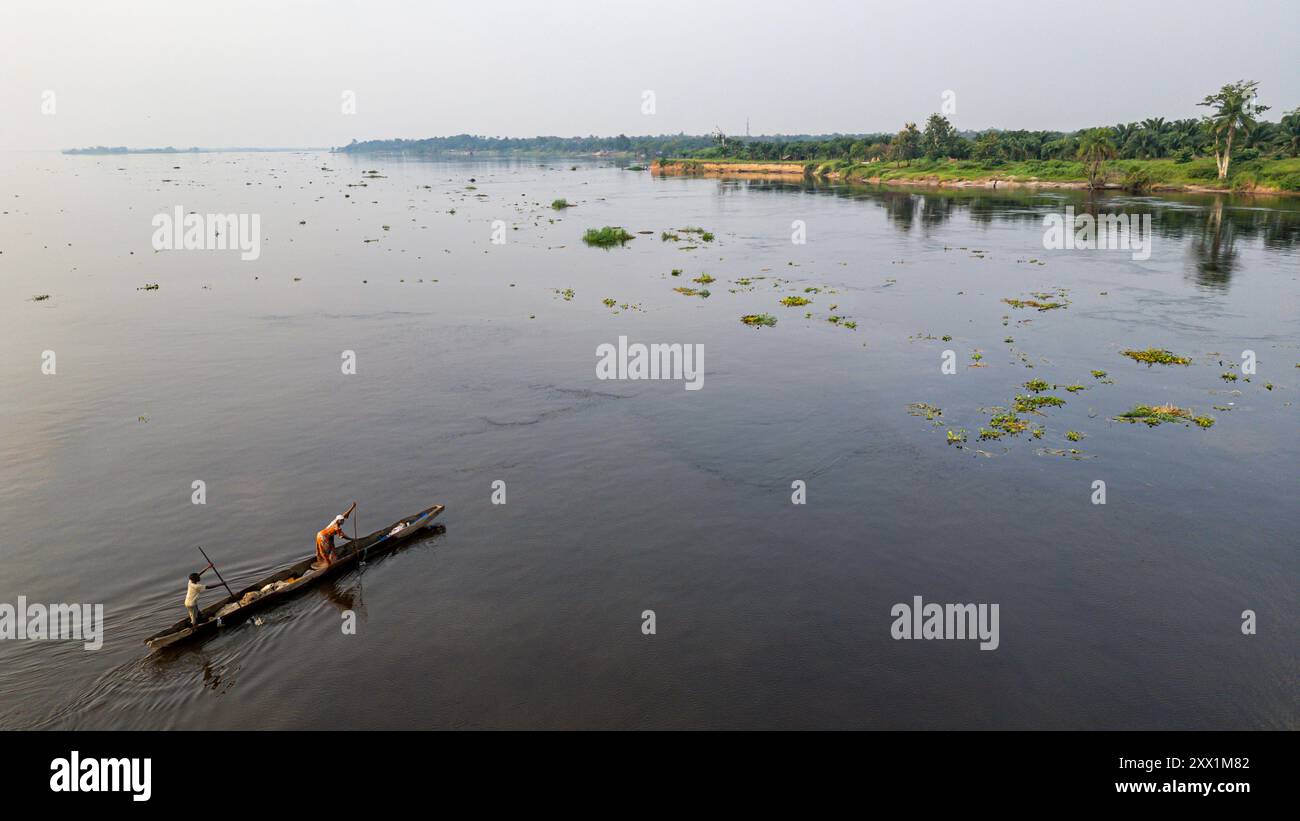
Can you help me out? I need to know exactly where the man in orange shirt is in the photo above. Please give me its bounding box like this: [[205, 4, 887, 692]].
[[315, 508, 354, 568]]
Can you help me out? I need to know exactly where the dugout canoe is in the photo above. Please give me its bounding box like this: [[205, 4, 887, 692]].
[[144, 503, 445, 652]]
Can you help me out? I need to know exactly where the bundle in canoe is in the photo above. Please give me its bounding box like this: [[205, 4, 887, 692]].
[[145, 503, 444, 652]]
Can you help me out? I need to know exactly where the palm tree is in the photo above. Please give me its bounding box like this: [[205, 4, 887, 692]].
[[1198, 80, 1270, 179], [1077, 129, 1117, 188], [1167, 119, 1201, 154], [1280, 108, 1300, 158], [1140, 117, 1171, 158], [1111, 122, 1138, 157]]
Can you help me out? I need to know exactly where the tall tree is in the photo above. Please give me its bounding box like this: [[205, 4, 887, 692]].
[[1076, 129, 1117, 189], [891, 123, 920, 166], [921, 113, 957, 160], [1198, 80, 1270, 179]]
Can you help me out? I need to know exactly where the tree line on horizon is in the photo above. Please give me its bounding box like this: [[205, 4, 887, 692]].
[[699, 81, 1294, 184], [338, 82, 1294, 186]]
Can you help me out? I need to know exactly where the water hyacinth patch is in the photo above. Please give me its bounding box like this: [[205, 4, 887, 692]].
[[1121, 348, 1191, 366], [1116, 404, 1214, 428], [583, 226, 634, 247]]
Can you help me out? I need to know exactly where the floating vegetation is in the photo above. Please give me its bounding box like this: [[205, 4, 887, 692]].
[[1121, 348, 1191, 366], [779, 295, 811, 307], [842, 320, 857, 330], [1116, 404, 1214, 428], [582, 226, 634, 247], [946, 429, 967, 446], [1220, 371, 1238, 382], [908, 403, 943, 424], [625, 164, 646, 171], [673, 286, 709, 298], [1265, 382, 1274, 390], [661, 232, 680, 241], [551, 199, 571, 209], [941, 335, 952, 342], [1091, 370, 1108, 379], [1063, 384, 1087, 393], [137, 283, 160, 291], [1013, 394, 1066, 413], [1037, 447, 1091, 460], [693, 274, 715, 284], [1003, 297, 1066, 311], [554, 288, 575, 301], [1065, 430, 1084, 442], [31, 294, 50, 301], [988, 413, 1029, 434], [740, 313, 777, 327], [602, 298, 616, 308], [1023, 378, 1050, 393]]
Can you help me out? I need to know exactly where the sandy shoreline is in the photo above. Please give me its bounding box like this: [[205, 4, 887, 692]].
[[650, 159, 1295, 195]]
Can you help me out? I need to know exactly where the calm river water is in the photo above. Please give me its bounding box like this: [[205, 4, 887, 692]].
[[1, 152, 1295, 729]]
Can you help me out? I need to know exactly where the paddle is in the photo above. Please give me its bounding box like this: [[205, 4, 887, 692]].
[[197, 546, 238, 602]]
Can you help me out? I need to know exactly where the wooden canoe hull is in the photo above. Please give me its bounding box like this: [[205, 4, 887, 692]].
[[144, 504, 444, 652]]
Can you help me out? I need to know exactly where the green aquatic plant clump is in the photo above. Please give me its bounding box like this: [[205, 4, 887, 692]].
[[1013, 394, 1066, 413], [1003, 297, 1066, 311], [780, 295, 811, 307], [1116, 404, 1214, 428], [551, 198, 571, 209], [673, 286, 708, 297], [583, 226, 634, 247], [740, 313, 777, 327], [1023, 378, 1050, 393], [1121, 348, 1191, 366]]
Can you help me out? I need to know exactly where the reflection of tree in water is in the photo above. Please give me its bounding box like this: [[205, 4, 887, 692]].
[[1190, 198, 1237, 288], [881, 190, 916, 231], [734, 180, 1299, 284], [918, 195, 956, 231]]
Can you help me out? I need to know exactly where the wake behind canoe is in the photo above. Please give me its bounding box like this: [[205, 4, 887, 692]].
[[145, 503, 444, 652]]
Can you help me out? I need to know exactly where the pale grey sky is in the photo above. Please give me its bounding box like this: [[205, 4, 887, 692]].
[[2, 0, 1297, 150]]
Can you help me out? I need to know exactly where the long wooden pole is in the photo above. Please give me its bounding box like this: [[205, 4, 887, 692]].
[[197, 546, 238, 601]]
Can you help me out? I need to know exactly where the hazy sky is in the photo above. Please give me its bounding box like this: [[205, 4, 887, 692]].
[[2, 0, 1297, 150]]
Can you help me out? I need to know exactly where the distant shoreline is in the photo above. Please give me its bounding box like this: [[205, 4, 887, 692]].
[[62, 146, 326, 155], [651, 158, 1300, 196]]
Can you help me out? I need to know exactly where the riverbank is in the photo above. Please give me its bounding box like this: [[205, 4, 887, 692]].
[[652, 156, 1300, 194]]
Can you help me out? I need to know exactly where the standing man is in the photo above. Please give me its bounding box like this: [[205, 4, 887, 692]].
[[185, 565, 219, 626], [315, 503, 355, 568]]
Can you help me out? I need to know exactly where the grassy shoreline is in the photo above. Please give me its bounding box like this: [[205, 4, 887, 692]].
[[652, 156, 1300, 194]]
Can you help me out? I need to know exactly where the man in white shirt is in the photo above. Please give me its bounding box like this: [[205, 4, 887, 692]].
[[185, 565, 219, 626]]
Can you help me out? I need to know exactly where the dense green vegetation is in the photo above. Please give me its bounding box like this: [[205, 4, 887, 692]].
[[582, 226, 634, 247], [673, 81, 1300, 190], [336, 81, 1297, 190]]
